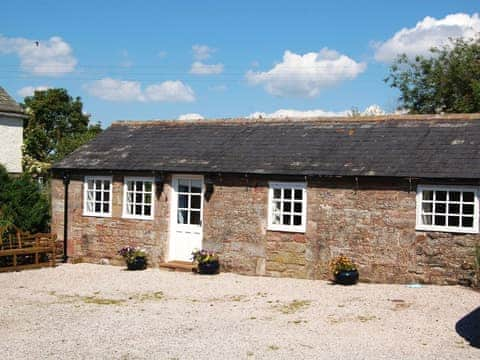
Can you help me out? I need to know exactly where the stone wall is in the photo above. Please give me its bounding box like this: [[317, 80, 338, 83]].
[[51, 173, 480, 285]]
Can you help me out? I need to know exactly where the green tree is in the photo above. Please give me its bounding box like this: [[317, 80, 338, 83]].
[[385, 38, 480, 114], [0, 165, 49, 233], [22, 88, 101, 165]]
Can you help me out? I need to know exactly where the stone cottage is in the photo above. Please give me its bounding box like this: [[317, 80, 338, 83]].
[[0, 87, 25, 174], [51, 114, 480, 285]]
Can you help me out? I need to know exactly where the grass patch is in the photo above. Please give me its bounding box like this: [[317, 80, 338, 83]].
[[135, 291, 164, 301], [275, 299, 311, 314]]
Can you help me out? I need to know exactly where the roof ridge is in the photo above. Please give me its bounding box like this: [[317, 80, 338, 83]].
[[111, 113, 480, 127]]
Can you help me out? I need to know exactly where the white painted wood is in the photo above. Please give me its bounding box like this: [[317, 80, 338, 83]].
[[169, 175, 204, 261], [416, 184, 479, 234]]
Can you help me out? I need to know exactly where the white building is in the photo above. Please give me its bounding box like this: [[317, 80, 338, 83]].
[[0, 87, 25, 174]]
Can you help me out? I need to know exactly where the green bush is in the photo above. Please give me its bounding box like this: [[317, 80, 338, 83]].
[[0, 165, 49, 234]]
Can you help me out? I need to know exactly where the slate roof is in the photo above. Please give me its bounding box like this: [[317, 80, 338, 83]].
[[53, 114, 480, 179], [0, 87, 25, 115]]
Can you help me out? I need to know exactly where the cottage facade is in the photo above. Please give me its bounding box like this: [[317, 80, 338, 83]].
[[51, 115, 480, 285], [0, 87, 25, 174]]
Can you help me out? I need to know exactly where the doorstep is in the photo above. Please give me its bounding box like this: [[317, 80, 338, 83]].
[[159, 261, 196, 272]]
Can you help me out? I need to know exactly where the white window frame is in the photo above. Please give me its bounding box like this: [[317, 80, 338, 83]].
[[267, 181, 307, 233], [83, 176, 113, 217], [122, 176, 155, 220], [416, 185, 479, 234]]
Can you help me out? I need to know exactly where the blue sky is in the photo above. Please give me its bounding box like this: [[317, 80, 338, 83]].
[[1, 0, 479, 127]]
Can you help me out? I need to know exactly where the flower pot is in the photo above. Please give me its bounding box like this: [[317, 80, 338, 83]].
[[127, 257, 147, 271], [334, 269, 359, 285], [197, 261, 220, 275]]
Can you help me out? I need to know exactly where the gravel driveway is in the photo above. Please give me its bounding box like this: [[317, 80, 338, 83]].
[[0, 264, 478, 359]]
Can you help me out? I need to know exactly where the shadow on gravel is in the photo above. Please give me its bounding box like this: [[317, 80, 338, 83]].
[[456, 306, 480, 348]]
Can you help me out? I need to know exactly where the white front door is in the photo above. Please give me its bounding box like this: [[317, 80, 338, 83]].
[[169, 175, 204, 261]]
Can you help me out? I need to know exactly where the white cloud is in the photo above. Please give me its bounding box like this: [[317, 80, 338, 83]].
[[192, 44, 215, 60], [246, 49, 366, 97], [157, 50, 167, 58], [0, 35, 77, 76], [374, 13, 480, 62], [190, 61, 224, 75], [178, 113, 204, 120], [247, 105, 386, 119], [84, 78, 195, 102], [144, 81, 195, 102], [17, 85, 51, 97]]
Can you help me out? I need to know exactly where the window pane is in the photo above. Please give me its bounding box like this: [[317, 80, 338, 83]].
[[135, 193, 142, 203], [95, 203, 101, 212], [423, 190, 433, 201], [127, 204, 133, 215], [144, 193, 152, 204], [448, 204, 460, 214], [95, 180, 102, 189], [273, 201, 281, 212], [448, 216, 460, 227], [463, 192, 474, 203], [127, 181, 134, 191], [434, 215, 446, 226], [87, 200, 94, 213], [191, 180, 201, 193], [127, 192, 133, 203], [95, 191, 102, 202], [178, 194, 188, 208], [283, 202, 291, 212], [273, 214, 281, 224], [422, 202, 433, 213], [144, 182, 152, 192], [294, 202, 302, 213], [87, 190, 94, 201], [177, 210, 188, 224], [422, 214, 432, 225], [190, 211, 201, 225], [436, 191, 447, 201], [436, 203, 446, 213], [104, 180, 110, 189], [144, 206, 151, 216], [103, 191, 110, 202], [462, 217, 474, 227], [178, 180, 189, 193], [273, 188, 281, 199], [87, 180, 94, 190], [191, 195, 201, 209], [283, 214, 291, 225], [135, 205, 142, 215], [284, 189, 292, 199], [135, 181, 143, 191], [293, 215, 302, 225], [103, 203, 109, 213], [294, 189, 303, 200], [463, 204, 474, 215], [449, 191, 460, 202]]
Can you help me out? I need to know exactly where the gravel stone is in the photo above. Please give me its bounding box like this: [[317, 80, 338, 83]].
[[0, 264, 478, 359]]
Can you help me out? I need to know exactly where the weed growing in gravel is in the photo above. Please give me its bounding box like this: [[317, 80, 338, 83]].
[[268, 345, 280, 351], [82, 296, 125, 305], [135, 291, 164, 301], [275, 300, 311, 314]]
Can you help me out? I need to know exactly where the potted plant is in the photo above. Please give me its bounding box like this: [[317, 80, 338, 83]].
[[191, 249, 220, 275], [118, 246, 148, 270], [329, 255, 359, 285]]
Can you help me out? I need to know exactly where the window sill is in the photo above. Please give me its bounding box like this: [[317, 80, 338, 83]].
[[121, 214, 154, 221], [267, 225, 306, 234], [416, 225, 478, 234], [82, 212, 112, 218]]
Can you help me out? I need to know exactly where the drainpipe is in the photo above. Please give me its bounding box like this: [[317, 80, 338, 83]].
[[62, 172, 70, 263]]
